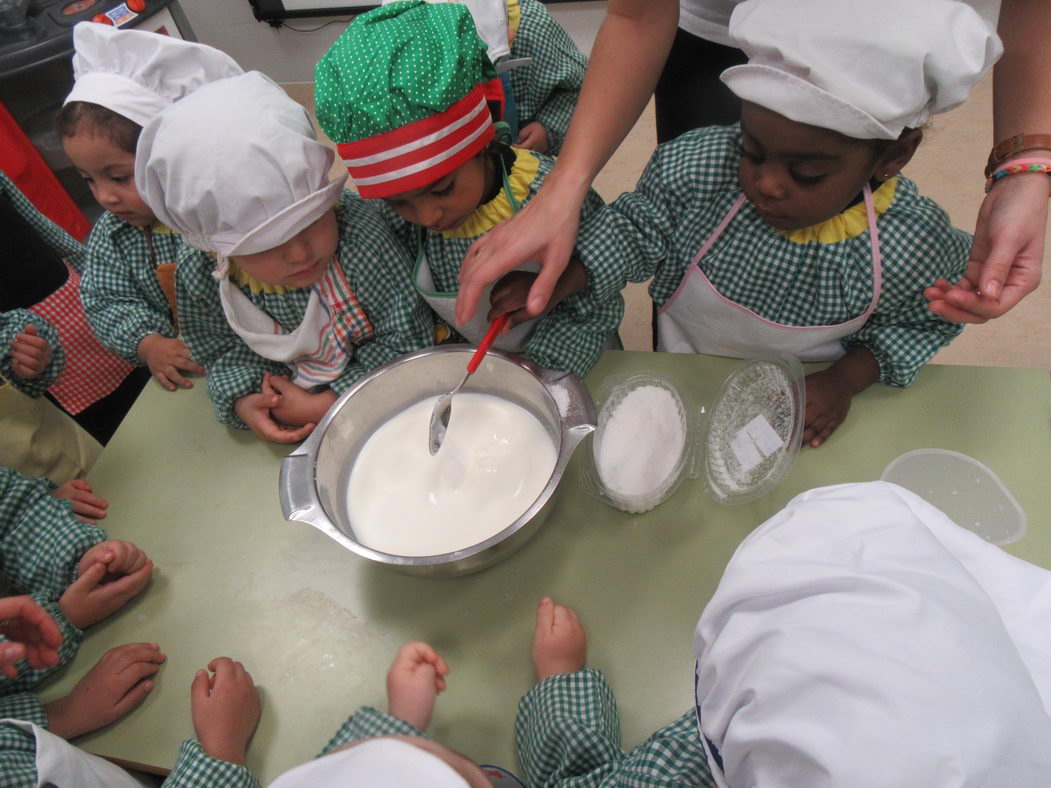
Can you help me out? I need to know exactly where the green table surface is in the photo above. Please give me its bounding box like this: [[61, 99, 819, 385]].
[[37, 351, 1051, 781]]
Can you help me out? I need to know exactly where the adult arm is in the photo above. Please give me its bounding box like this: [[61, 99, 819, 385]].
[[927, 0, 1051, 322], [456, 0, 679, 324]]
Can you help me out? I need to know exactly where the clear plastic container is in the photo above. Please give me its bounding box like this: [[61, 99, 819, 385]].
[[580, 355, 805, 512], [579, 373, 702, 513], [881, 449, 1027, 545]]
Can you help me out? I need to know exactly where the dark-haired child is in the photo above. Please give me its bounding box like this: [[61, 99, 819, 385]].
[[60, 22, 242, 391], [315, 1, 621, 378]]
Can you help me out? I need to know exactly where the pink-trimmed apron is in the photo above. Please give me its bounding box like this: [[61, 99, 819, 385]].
[[28, 263, 135, 414], [656, 186, 883, 360]]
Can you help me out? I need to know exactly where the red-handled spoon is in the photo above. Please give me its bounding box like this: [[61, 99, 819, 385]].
[[428, 314, 510, 455]]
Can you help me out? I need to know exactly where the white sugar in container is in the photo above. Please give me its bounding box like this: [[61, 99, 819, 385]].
[[583, 375, 697, 513]]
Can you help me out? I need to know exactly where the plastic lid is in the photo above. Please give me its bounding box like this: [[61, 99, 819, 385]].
[[580, 373, 700, 514], [881, 449, 1027, 545], [704, 356, 805, 504]]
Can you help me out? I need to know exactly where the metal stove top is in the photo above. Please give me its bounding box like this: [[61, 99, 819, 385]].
[[0, 0, 177, 78]]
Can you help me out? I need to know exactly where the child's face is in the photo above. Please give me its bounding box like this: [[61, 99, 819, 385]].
[[63, 131, 155, 227], [737, 103, 884, 231], [229, 209, 339, 288], [384, 157, 488, 233]]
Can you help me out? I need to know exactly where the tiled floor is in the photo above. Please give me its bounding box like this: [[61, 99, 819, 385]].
[[285, 78, 1050, 372]]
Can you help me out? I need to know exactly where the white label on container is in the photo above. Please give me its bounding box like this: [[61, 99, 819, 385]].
[[730, 430, 764, 472], [744, 415, 784, 456]]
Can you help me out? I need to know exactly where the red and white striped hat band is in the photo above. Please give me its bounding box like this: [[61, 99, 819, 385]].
[[338, 84, 495, 199]]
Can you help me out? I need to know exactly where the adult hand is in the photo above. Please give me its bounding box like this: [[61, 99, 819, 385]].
[[926, 171, 1048, 323], [191, 657, 261, 765], [53, 479, 109, 524], [0, 596, 62, 678], [456, 177, 586, 326]]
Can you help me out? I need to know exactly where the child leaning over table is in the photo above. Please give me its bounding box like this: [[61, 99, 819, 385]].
[[572, 0, 996, 447], [314, 0, 622, 379], [155, 599, 713, 786], [60, 22, 244, 392], [136, 71, 434, 444]]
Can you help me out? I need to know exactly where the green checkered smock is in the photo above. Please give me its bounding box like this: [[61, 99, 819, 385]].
[[0, 172, 84, 274], [177, 190, 434, 429], [0, 311, 63, 397], [516, 669, 715, 787], [80, 213, 183, 364], [576, 125, 971, 387], [381, 148, 622, 378], [0, 468, 104, 787], [508, 0, 586, 155], [162, 705, 451, 787]]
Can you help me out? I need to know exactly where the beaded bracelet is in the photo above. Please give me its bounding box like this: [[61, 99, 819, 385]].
[[984, 157, 1051, 193]]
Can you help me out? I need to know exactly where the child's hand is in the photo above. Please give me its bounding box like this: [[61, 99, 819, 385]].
[[53, 479, 109, 524], [802, 368, 857, 448], [138, 334, 206, 391], [266, 373, 336, 428], [191, 657, 261, 765], [488, 259, 588, 326], [386, 641, 449, 731], [9, 324, 52, 380], [532, 597, 586, 681], [44, 642, 165, 740], [0, 596, 63, 678], [77, 540, 149, 579], [60, 548, 153, 630], [515, 121, 549, 154], [234, 390, 315, 444]]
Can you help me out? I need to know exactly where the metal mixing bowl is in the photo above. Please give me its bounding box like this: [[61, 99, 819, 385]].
[[279, 346, 596, 577]]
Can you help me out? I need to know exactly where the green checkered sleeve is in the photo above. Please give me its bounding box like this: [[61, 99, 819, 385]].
[[0, 695, 48, 788], [515, 669, 622, 786], [515, 669, 714, 787], [162, 739, 261, 788], [0, 172, 85, 272], [81, 214, 181, 364], [0, 468, 103, 601], [525, 294, 623, 376], [326, 195, 434, 395], [175, 245, 288, 429], [0, 310, 64, 397], [320, 705, 428, 754], [0, 598, 83, 696], [842, 190, 969, 387], [576, 130, 738, 306], [508, 0, 587, 155]]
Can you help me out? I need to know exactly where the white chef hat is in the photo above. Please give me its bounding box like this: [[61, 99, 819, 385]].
[[135, 71, 346, 258], [64, 22, 244, 128], [267, 737, 469, 787], [720, 0, 1002, 140], [694, 481, 1051, 788]]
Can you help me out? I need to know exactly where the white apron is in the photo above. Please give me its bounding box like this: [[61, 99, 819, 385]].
[[0, 719, 152, 787], [413, 173, 539, 351], [656, 186, 882, 360]]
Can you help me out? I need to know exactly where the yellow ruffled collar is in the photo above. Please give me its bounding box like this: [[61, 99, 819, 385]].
[[778, 177, 898, 244], [228, 261, 295, 295], [440, 147, 539, 239]]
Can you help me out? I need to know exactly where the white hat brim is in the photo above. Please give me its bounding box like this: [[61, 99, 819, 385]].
[[721, 64, 900, 140]]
